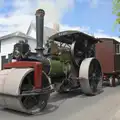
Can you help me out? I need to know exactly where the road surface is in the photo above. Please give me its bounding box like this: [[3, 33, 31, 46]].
[[1, 86, 120, 120]]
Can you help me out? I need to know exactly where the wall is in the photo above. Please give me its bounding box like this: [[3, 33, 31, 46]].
[[27, 35, 50, 52], [27, 39, 36, 52], [1, 37, 23, 56], [0, 37, 37, 70], [27, 26, 57, 44], [27, 26, 57, 52]]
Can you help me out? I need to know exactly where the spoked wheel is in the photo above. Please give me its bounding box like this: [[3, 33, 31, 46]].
[[79, 58, 103, 96], [21, 94, 49, 114], [89, 59, 102, 93], [20, 71, 50, 114]]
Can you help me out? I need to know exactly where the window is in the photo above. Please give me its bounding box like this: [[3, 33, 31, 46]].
[[115, 44, 120, 54], [0, 41, 1, 53]]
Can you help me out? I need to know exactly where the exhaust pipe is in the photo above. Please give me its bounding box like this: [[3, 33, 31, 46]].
[[35, 9, 50, 73], [35, 9, 45, 55]]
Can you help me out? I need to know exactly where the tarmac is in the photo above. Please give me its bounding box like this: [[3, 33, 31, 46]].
[[0, 86, 120, 120], [61, 88, 120, 120]]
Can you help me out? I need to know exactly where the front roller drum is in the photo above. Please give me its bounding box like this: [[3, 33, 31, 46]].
[[79, 58, 103, 96], [0, 68, 50, 114]]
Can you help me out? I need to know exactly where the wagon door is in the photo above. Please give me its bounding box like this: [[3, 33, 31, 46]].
[[95, 39, 114, 74], [114, 42, 120, 72]]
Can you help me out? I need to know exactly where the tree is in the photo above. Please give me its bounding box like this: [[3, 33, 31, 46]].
[[112, 0, 120, 30]]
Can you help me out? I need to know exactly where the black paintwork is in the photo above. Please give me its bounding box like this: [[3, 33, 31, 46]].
[[35, 9, 45, 55], [49, 30, 101, 44]]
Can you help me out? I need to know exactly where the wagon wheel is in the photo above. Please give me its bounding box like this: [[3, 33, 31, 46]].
[[109, 77, 118, 87], [79, 58, 102, 96], [20, 71, 50, 114]]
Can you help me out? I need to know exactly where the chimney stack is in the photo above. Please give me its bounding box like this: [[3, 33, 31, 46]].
[[35, 9, 45, 55]]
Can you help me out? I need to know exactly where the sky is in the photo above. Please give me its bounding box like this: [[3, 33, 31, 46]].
[[0, 0, 119, 38]]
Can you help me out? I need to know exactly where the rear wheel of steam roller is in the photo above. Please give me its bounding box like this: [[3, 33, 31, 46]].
[[20, 71, 50, 114], [79, 58, 103, 96]]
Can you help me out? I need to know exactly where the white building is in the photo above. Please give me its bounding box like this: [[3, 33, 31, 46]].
[[0, 22, 59, 70], [26, 22, 59, 52], [0, 31, 34, 69]]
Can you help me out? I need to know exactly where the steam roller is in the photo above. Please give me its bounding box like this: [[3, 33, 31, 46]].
[[0, 8, 103, 114]]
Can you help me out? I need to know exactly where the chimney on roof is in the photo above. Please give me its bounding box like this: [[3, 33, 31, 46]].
[[53, 23, 59, 32]]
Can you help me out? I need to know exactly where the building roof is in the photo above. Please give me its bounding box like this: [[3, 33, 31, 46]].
[[26, 21, 57, 38], [0, 31, 35, 41]]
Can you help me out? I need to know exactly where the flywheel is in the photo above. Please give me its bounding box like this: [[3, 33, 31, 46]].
[[79, 57, 103, 95]]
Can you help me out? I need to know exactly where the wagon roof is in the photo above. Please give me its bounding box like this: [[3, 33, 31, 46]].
[[98, 37, 120, 43], [49, 30, 100, 44]]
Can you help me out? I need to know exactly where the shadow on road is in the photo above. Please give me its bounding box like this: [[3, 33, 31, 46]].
[[0, 89, 83, 117], [0, 88, 104, 117], [49, 89, 83, 103], [1, 103, 58, 117]]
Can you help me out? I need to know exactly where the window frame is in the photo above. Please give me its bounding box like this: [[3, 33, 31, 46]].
[[115, 43, 120, 54]]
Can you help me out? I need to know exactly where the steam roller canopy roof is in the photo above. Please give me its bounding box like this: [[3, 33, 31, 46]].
[[49, 30, 100, 44]]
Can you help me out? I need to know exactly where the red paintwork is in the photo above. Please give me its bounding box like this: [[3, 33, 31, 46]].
[[3, 61, 42, 89], [96, 39, 115, 74]]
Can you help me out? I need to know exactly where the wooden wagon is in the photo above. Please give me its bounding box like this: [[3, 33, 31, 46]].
[[95, 37, 120, 87]]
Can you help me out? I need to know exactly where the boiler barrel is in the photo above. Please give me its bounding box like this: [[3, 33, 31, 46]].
[[48, 60, 65, 77]]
